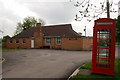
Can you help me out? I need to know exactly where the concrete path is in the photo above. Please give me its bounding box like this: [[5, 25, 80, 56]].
[[2, 49, 92, 78]]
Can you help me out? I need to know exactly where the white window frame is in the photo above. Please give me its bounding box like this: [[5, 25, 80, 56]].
[[56, 37, 61, 44], [45, 38, 51, 44]]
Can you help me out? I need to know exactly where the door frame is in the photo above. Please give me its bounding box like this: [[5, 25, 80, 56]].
[[31, 40, 34, 48]]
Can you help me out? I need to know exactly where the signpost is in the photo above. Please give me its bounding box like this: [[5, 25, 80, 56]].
[[92, 18, 116, 75]]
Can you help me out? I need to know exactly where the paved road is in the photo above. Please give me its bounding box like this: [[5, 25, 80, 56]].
[[2, 49, 92, 78], [2, 47, 119, 78]]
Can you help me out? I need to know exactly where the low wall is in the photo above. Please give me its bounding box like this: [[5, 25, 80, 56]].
[[61, 37, 93, 51], [61, 37, 83, 50]]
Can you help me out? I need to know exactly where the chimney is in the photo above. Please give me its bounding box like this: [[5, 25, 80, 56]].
[[36, 23, 41, 26], [34, 23, 43, 48], [34, 23, 41, 37], [36, 23, 41, 28], [36, 23, 41, 31]]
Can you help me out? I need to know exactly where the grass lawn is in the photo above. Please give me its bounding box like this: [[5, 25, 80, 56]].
[[70, 58, 120, 80], [116, 42, 120, 47], [0, 48, 20, 51]]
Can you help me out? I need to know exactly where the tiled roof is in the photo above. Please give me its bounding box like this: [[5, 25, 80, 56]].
[[42, 24, 80, 37], [12, 27, 35, 38], [12, 24, 80, 38]]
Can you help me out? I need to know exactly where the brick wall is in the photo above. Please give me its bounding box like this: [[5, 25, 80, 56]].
[[52, 38, 61, 49], [43, 37, 61, 49], [61, 37, 83, 50], [6, 38, 34, 48], [82, 37, 93, 51], [61, 37, 93, 51], [6, 37, 93, 50]]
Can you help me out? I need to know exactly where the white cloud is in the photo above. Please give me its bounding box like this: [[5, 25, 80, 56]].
[[16, 0, 71, 3], [71, 19, 94, 36], [118, 1, 120, 15], [0, 0, 119, 37], [23, 2, 78, 25], [1, 0, 38, 18], [0, 0, 39, 37]]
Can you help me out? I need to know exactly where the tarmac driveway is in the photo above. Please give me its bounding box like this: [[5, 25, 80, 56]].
[[2, 49, 92, 78]]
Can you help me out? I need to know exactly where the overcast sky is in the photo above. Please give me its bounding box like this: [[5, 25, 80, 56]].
[[0, 0, 119, 37]]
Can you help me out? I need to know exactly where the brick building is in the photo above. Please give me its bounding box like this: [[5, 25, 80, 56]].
[[6, 23, 93, 50]]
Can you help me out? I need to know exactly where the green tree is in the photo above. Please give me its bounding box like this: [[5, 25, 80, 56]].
[[2, 35, 10, 43], [15, 16, 45, 35], [116, 15, 120, 42]]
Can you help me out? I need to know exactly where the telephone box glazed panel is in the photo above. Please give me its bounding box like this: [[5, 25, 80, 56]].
[[92, 18, 116, 75]]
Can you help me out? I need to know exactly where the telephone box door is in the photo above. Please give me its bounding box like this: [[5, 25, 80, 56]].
[[92, 18, 116, 75]]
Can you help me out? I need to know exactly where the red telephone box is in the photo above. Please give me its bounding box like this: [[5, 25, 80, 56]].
[[92, 18, 116, 75]]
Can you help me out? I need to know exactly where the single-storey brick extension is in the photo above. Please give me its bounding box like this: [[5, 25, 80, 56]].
[[6, 23, 93, 50]]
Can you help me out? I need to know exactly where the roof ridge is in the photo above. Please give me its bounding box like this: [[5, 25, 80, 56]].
[[42, 24, 71, 27], [68, 27, 80, 36]]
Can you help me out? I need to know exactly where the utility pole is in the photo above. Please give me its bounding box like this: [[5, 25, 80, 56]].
[[106, 0, 110, 18]]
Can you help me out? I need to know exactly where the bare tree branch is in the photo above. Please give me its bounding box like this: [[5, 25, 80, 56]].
[[71, 0, 118, 22]]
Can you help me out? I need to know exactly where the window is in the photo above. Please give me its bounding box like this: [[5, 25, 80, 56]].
[[45, 38, 51, 44], [9, 40, 12, 43], [56, 37, 61, 44], [16, 40, 19, 43], [96, 29, 111, 68], [22, 40, 26, 43]]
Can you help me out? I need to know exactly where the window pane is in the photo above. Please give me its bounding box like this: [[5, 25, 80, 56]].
[[9, 40, 12, 43], [96, 29, 111, 68], [23, 40, 26, 43], [16, 40, 19, 43], [56, 37, 61, 44], [46, 38, 51, 44]]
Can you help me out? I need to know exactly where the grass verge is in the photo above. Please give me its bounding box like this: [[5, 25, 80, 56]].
[[0, 48, 20, 51], [116, 42, 120, 47], [70, 58, 120, 80]]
